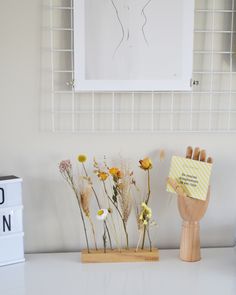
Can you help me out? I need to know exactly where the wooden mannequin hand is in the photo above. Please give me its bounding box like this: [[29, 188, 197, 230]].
[[167, 147, 213, 262], [167, 178, 210, 222]]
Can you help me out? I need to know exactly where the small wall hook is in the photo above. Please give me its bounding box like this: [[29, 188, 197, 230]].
[[191, 79, 200, 87], [66, 80, 75, 88]]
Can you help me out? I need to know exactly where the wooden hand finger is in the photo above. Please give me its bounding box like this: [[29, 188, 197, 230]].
[[186, 146, 193, 159], [200, 149, 206, 162], [207, 157, 213, 164], [193, 147, 200, 160]]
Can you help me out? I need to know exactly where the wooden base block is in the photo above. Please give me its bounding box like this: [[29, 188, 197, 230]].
[[81, 248, 159, 263]]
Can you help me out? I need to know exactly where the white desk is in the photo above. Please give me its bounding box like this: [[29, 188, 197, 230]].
[[0, 248, 235, 295]]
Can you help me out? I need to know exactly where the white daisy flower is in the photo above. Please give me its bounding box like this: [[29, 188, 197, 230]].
[[96, 208, 109, 221]]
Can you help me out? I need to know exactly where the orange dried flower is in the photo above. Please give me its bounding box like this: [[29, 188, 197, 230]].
[[139, 157, 152, 170], [109, 167, 123, 179], [98, 171, 109, 181]]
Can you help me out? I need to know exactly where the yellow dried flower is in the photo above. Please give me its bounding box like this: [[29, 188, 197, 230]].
[[141, 202, 152, 217], [139, 202, 152, 226], [139, 157, 152, 170], [141, 202, 147, 208], [77, 154, 87, 163], [98, 171, 109, 181], [109, 167, 123, 179], [109, 167, 119, 176]]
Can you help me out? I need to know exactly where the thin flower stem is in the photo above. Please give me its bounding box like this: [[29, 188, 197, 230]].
[[123, 221, 129, 250], [62, 173, 90, 253], [104, 222, 113, 250], [136, 230, 143, 252], [107, 198, 120, 250], [82, 163, 113, 250], [76, 198, 90, 253], [103, 223, 107, 253], [108, 179, 120, 248], [146, 169, 151, 204], [102, 181, 129, 249], [82, 163, 101, 207], [147, 226, 152, 252], [142, 169, 151, 249], [141, 225, 146, 250], [72, 183, 90, 253], [88, 216, 98, 250], [107, 218, 120, 251]]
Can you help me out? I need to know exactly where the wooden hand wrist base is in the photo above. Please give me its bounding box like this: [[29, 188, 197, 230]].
[[180, 221, 201, 262]]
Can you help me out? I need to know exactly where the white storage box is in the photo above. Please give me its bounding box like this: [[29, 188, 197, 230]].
[[0, 176, 24, 266]]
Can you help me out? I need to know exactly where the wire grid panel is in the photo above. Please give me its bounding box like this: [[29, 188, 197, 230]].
[[49, 0, 236, 133]]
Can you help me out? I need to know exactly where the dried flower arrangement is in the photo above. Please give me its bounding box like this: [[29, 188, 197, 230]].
[[59, 153, 163, 263]]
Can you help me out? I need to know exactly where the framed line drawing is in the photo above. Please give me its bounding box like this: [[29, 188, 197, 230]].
[[74, 0, 195, 92]]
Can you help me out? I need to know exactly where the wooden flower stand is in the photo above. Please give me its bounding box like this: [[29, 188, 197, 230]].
[[81, 248, 159, 263]]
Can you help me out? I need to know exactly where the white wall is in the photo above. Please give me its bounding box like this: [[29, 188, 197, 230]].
[[0, 0, 236, 253]]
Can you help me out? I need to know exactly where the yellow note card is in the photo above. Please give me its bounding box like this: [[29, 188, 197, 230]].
[[167, 156, 212, 201]]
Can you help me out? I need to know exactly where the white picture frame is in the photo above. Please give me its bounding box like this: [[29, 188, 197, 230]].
[[74, 0, 194, 92]]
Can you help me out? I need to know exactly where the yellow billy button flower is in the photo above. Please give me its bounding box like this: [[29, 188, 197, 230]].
[[98, 171, 109, 181], [139, 157, 152, 170], [96, 209, 109, 221], [77, 154, 87, 163]]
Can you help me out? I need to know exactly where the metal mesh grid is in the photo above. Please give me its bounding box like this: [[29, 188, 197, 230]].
[[48, 0, 236, 133]]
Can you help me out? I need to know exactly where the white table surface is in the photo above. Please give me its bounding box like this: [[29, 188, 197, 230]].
[[0, 247, 235, 295]]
